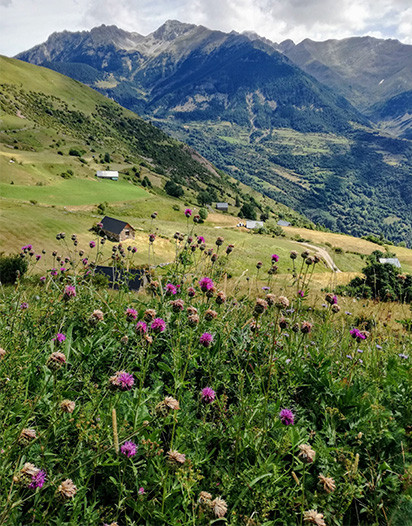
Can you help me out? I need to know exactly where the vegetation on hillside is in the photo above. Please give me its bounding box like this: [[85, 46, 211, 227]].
[[0, 216, 411, 525]]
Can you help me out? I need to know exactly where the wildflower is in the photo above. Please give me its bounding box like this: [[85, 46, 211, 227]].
[[53, 333, 66, 344], [63, 285, 76, 300], [89, 241, 96, 248], [205, 309, 218, 321], [298, 444, 316, 463], [226, 244, 234, 255], [90, 309, 104, 325], [144, 308, 157, 321], [184, 208, 192, 218], [399, 353, 409, 359], [345, 311, 352, 315], [301, 250, 310, 259], [125, 308, 138, 321], [40, 276, 46, 284], [58, 479, 77, 499], [211, 253, 218, 262], [35, 254, 41, 261], [138, 487, 145, 495], [279, 408, 295, 426], [193, 214, 200, 223], [121, 441, 137, 457], [149, 233, 156, 243], [167, 449, 186, 467], [376, 344, 382, 350], [201, 387, 216, 404], [28, 469, 47, 489], [60, 400, 76, 413], [206, 286, 216, 298], [266, 293, 276, 306], [165, 283, 177, 295], [216, 291, 226, 305], [318, 474, 336, 493], [350, 328, 368, 341], [212, 497, 227, 518], [0, 348, 6, 360], [200, 333, 213, 347], [155, 396, 180, 416], [276, 296, 290, 309], [151, 318, 166, 333], [199, 277, 214, 292], [216, 236, 224, 246], [303, 510, 326, 526], [301, 321, 313, 334], [331, 304, 341, 313], [197, 236, 205, 244], [252, 298, 267, 316], [346, 354, 353, 360], [188, 314, 200, 327], [271, 254, 279, 262], [198, 491, 213, 505], [20, 302, 29, 310], [46, 352, 67, 371], [256, 261, 263, 269], [109, 371, 134, 391], [290, 250, 298, 259], [187, 286, 196, 298], [279, 317, 289, 329], [19, 428, 37, 445], [305, 256, 315, 265], [325, 293, 338, 305], [135, 321, 147, 334]]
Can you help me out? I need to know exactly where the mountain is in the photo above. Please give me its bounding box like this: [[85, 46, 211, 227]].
[[15, 22, 412, 246], [369, 90, 412, 140]]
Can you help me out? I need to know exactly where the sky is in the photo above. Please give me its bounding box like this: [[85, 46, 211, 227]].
[[1, 0, 412, 56]]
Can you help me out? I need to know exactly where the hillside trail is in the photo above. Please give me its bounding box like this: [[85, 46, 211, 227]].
[[295, 242, 342, 273]]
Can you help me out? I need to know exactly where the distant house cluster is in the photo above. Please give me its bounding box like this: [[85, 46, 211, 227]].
[[96, 170, 119, 180], [101, 216, 135, 242]]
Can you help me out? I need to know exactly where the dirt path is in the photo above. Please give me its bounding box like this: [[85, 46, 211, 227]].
[[296, 242, 341, 273]]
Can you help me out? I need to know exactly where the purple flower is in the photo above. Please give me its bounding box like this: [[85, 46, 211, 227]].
[[35, 255, 41, 261], [345, 311, 352, 315], [19, 302, 29, 310], [165, 283, 177, 295], [149, 233, 156, 243], [82, 258, 88, 265], [298, 290, 304, 298], [151, 318, 166, 333], [349, 328, 365, 340], [199, 277, 214, 292], [135, 321, 147, 334], [40, 276, 46, 283], [131, 247, 137, 253], [117, 372, 134, 390], [376, 344, 382, 350], [187, 287, 196, 298], [201, 387, 216, 404], [346, 354, 353, 360], [51, 268, 58, 277], [89, 241, 96, 248], [184, 208, 192, 218], [358, 359, 363, 364], [197, 236, 205, 244], [120, 441, 137, 457], [125, 308, 138, 321], [60, 267, 66, 273], [64, 285, 76, 299], [399, 353, 409, 359], [279, 408, 295, 426], [271, 254, 279, 262], [357, 349, 363, 353], [200, 332, 213, 347], [285, 358, 292, 364], [28, 470, 46, 489], [53, 333, 66, 344], [262, 286, 270, 291], [97, 222, 103, 229], [138, 487, 145, 495]]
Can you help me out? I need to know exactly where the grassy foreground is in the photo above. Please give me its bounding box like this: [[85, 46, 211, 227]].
[[0, 221, 411, 525]]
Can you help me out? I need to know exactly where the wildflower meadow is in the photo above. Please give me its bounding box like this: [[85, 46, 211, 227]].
[[0, 216, 411, 526]]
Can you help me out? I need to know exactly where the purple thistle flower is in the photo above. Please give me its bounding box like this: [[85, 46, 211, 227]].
[[35, 255, 41, 261], [200, 332, 213, 347], [151, 318, 166, 333], [201, 387, 216, 404], [135, 321, 147, 334], [89, 241, 96, 248], [28, 470, 46, 489], [187, 287, 196, 297], [271, 254, 279, 262], [82, 258, 88, 265], [53, 333, 66, 344], [117, 372, 134, 390], [165, 283, 177, 295], [120, 441, 137, 457], [97, 222, 103, 229], [60, 267, 66, 273], [199, 277, 214, 292], [51, 268, 58, 276], [197, 236, 205, 244], [40, 276, 46, 283], [125, 308, 138, 321], [184, 208, 192, 218], [332, 295, 338, 305], [298, 290, 304, 298], [64, 285, 76, 299], [138, 487, 145, 495], [279, 408, 295, 426], [19, 302, 29, 310]]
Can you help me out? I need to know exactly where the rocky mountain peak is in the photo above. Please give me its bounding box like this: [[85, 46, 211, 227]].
[[151, 19, 197, 41]]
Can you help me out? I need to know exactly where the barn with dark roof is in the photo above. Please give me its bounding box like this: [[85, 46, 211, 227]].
[[101, 216, 135, 242]]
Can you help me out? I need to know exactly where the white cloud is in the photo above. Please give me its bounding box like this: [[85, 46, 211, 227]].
[[1, 0, 412, 56]]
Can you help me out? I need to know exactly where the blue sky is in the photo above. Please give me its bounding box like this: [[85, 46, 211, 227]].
[[1, 0, 411, 56]]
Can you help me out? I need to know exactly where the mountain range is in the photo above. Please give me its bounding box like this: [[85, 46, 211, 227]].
[[15, 20, 412, 245]]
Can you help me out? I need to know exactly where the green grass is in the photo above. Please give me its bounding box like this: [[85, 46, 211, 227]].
[[0, 178, 149, 206]]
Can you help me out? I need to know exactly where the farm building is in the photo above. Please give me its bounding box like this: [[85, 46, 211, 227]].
[[216, 202, 229, 212], [379, 258, 401, 268], [101, 216, 135, 242], [246, 220, 264, 229], [277, 220, 291, 227], [96, 170, 118, 180]]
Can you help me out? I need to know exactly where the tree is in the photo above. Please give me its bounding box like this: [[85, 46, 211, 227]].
[[239, 202, 256, 220], [165, 180, 184, 197], [104, 152, 111, 163]]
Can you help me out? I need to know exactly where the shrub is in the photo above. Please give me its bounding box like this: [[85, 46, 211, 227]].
[[68, 148, 82, 157], [0, 254, 28, 284], [165, 180, 184, 197]]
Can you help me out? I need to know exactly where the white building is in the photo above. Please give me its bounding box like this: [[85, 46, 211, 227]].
[[96, 171, 118, 181], [246, 220, 264, 229], [379, 258, 401, 268]]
